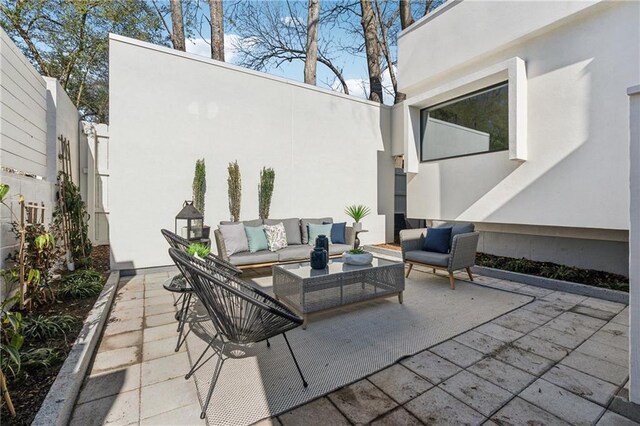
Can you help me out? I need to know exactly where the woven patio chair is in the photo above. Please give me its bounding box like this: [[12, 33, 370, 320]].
[[168, 248, 308, 419], [161, 229, 242, 351]]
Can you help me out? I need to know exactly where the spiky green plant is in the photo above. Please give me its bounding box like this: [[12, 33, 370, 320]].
[[344, 204, 371, 223], [187, 243, 210, 257], [58, 269, 104, 299], [23, 314, 76, 341], [258, 167, 275, 219], [227, 161, 242, 222], [192, 159, 206, 218]]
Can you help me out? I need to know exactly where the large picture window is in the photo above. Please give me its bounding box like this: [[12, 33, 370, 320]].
[[420, 82, 509, 161]]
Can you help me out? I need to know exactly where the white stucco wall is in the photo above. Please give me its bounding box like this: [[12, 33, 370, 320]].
[[398, 0, 639, 232], [109, 35, 394, 270]]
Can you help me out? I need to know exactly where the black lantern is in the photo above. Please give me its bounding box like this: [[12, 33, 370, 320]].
[[175, 201, 203, 241]]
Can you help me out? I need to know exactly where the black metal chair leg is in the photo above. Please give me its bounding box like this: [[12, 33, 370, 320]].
[[185, 334, 219, 379], [176, 293, 190, 331], [266, 338, 270, 348], [173, 292, 184, 307], [282, 332, 308, 388], [200, 342, 226, 419], [175, 293, 192, 352]]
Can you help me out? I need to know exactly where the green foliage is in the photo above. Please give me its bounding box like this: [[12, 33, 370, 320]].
[[58, 269, 104, 299], [258, 167, 275, 219], [192, 159, 206, 218], [1, 296, 24, 377], [227, 161, 242, 222], [0, 183, 9, 202], [54, 171, 92, 267], [21, 347, 60, 371], [348, 248, 368, 254], [344, 205, 371, 222], [187, 243, 211, 257], [23, 314, 76, 342]]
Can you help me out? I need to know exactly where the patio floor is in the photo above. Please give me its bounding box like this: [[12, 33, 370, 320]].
[[70, 265, 639, 426]]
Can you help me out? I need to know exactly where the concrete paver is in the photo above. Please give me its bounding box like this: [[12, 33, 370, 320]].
[[278, 397, 350, 426], [367, 364, 433, 404], [327, 379, 398, 424], [405, 387, 486, 425], [400, 350, 462, 385], [542, 364, 619, 406], [439, 370, 513, 417], [491, 397, 571, 425], [429, 340, 485, 368], [467, 357, 536, 394], [453, 330, 505, 354]]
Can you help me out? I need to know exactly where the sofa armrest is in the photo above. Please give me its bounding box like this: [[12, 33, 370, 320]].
[[399, 228, 426, 261], [449, 232, 479, 271], [345, 226, 356, 248], [213, 229, 230, 263]]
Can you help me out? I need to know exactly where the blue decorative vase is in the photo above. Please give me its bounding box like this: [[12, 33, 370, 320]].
[[310, 246, 328, 269], [315, 234, 329, 253]]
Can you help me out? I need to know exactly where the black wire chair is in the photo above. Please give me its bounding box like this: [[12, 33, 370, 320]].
[[161, 229, 242, 351], [168, 248, 308, 419]]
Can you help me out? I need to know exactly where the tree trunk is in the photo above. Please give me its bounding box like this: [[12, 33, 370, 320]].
[[304, 0, 320, 85], [170, 0, 186, 51], [360, 0, 382, 103], [399, 0, 414, 30], [208, 0, 225, 60]]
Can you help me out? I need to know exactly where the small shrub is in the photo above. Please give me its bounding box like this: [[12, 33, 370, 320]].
[[348, 248, 368, 254], [21, 347, 60, 370], [187, 243, 210, 257], [58, 269, 104, 299], [23, 314, 76, 341]]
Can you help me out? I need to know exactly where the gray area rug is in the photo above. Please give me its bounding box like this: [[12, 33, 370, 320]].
[[183, 270, 532, 426]]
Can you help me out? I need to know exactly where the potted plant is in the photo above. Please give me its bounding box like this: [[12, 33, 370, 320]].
[[192, 159, 209, 238], [258, 167, 275, 219], [344, 204, 371, 232], [342, 248, 373, 265], [228, 161, 241, 222], [187, 242, 211, 259]]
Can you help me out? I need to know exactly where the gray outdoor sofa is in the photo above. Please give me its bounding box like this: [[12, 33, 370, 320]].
[[400, 222, 480, 289], [214, 217, 355, 268]]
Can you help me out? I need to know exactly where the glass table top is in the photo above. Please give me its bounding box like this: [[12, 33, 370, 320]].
[[275, 257, 402, 279]]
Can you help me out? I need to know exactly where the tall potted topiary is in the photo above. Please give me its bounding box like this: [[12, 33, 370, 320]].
[[227, 161, 241, 222], [192, 159, 209, 238], [258, 167, 275, 219]]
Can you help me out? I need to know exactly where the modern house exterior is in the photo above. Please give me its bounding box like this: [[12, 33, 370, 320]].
[[395, 0, 639, 276]]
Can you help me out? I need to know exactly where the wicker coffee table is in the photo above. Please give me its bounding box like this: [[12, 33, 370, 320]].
[[272, 257, 405, 329]]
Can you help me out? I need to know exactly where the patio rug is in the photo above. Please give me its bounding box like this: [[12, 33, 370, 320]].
[[183, 269, 532, 425]]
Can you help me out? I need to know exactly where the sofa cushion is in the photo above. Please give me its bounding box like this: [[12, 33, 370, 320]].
[[406, 250, 450, 267], [326, 222, 346, 244], [221, 219, 263, 227], [264, 218, 301, 245], [423, 227, 452, 254], [308, 223, 333, 245], [301, 217, 333, 244], [277, 245, 312, 262], [217, 223, 249, 257], [245, 225, 268, 253], [329, 244, 352, 255], [264, 222, 288, 252], [228, 250, 278, 266], [437, 222, 475, 246]]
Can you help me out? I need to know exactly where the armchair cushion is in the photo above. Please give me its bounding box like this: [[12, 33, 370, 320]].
[[437, 222, 475, 247], [406, 250, 450, 267], [423, 227, 452, 254]]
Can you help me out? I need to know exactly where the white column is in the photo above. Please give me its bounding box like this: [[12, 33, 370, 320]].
[[629, 84, 640, 404]]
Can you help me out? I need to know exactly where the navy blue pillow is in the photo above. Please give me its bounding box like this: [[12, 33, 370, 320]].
[[423, 227, 452, 254], [325, 221, 346, 244]]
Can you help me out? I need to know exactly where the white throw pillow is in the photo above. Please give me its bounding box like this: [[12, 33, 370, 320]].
[[263, 222, 288, 252], [218, 223, 249, 256]]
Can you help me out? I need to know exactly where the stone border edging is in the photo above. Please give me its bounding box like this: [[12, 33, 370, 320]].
[[32, 270, 120, 426], [472, 265, 628, 304]]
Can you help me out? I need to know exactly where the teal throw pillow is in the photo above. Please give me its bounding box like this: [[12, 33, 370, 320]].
[[244, 225, 268, 253], [308, 223, 333, 245]]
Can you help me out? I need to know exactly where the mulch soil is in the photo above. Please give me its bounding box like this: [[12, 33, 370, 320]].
[[1, 246, 110, 425]]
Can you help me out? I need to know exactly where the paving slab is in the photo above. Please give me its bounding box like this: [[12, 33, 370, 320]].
[[145, 311, 178, 328], [255, 418, 282, 426], [367, 364, 432, 404], [490, 396, 571, 425], [467, 357, 536, 394], [404, 387, 486, 426], [278, 397, 350, 426], [439, 370, 513, 417], [570, 305, 617, 321], [98, 330, 143, 352], [91, 345, 141, 373], [400, 350, 462, 385], [555, 311, 608, 331], [494, 345, 553, 376], [141, 351, 190, 387], [522, 299, 571, 318], [529, 323, 589, 349], [71, 389, 140, 426], [77, 364, 141, 404], [370, 407, 422, 426], [491, 312, 541, 334], [115, 290, 145, 302], [609, 386, 640, 423], [453, 330, 506, 355], [542, 291, 588, 306], [103, 317, 144, 337], [142, 335, 186, 361], [575, 339, 628, 367], [143, 322, 180, 342], [520, 379, 606, 426], [145, 302, 177, 316], [504, 307, 554, 325], [327, 379, 398, 424], [512, 284, 555, 298], [139, 403, 205, 425], [544, 319, 596, 342], [475, 323, 523, 343], [429, 340, 485, 368], [109, 306, 145, 321], [611, 307, 629, 326], [140, 376, 199, 419], [478, 279, 524, 292], [542, 364, 618, 406], [596, 410, 640, 426], [561, 350, 629, 386], [578, 298, 626, 314], [111, 298, 144, 311], [144, 293, 175, 307], [512, 334, 570, 362], [590, 322, 629, 350]]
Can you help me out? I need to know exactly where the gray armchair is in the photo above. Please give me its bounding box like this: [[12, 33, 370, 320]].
[[399, 224, 479, 289]]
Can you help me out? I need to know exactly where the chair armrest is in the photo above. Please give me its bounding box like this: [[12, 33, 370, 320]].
[[214, 229, 230, 262], [345, 226, 355, 248], [449, 232, 480, 272], [399, 228, 426, 261]]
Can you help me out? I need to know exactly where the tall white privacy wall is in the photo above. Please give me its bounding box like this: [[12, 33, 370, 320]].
[[108, 35, 395, 270], [629, 85, 640, 404]]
